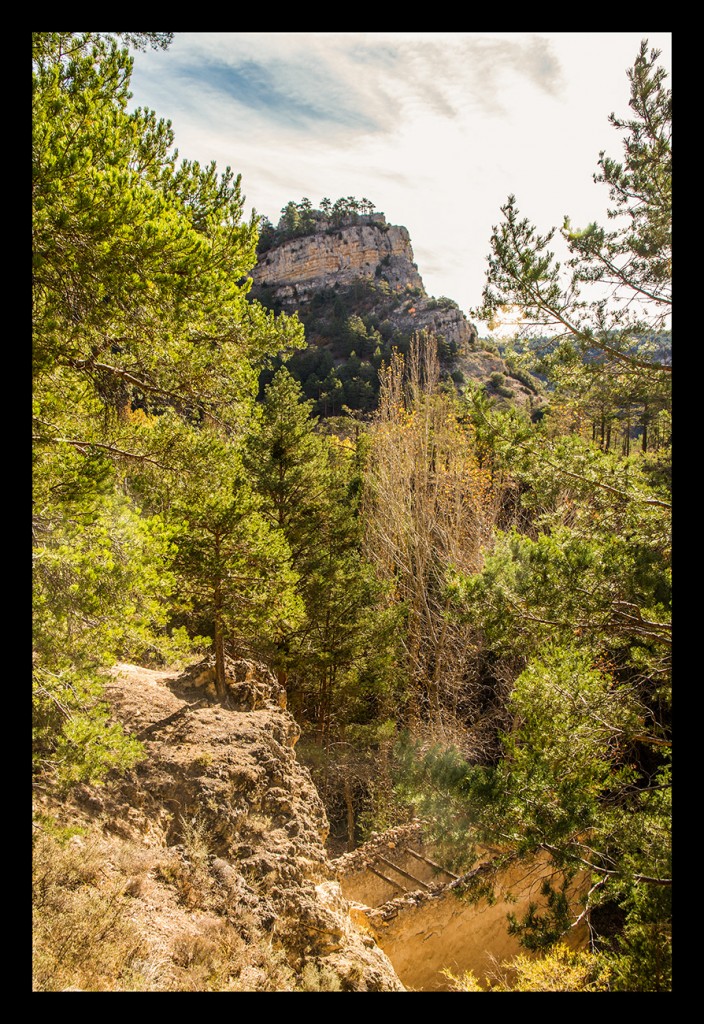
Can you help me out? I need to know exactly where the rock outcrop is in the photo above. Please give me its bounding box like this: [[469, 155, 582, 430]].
[[251, 215, 475, 352], [254, 217, 424, 300], [36, 658, 405, 992], [250, 213, 545, 415]]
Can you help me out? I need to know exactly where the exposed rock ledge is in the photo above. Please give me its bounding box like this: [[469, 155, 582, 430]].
[[36, 658, 405, 992], [253, 222, 424, 298]]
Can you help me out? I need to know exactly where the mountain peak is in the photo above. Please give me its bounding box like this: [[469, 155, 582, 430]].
[[252, 217, 426, 304], [250, 206, 543, 418]]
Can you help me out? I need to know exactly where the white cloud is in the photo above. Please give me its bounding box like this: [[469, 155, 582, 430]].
[[128, 32, 671, 330]]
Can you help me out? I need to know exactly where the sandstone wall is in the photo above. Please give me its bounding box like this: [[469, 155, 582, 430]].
[[252, 223, 425, 295], [334, 826, 589, 992]]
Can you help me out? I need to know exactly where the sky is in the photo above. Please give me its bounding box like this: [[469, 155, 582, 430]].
[[127, 32, 672, 335]]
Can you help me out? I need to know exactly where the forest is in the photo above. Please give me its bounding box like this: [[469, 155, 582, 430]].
[[32, 33, 671, 991]]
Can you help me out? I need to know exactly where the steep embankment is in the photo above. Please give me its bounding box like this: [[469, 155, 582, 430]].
[[33, 658, 404, 992], [334, 824, 589, 991]]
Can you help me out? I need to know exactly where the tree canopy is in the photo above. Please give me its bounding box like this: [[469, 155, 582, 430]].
[[401, 40, 671, 991], [32, 31, 304, 784]]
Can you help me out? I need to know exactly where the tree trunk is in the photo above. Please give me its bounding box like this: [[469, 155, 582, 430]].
[[642, 402, 649, 453], [214, 615, 227, 702], [344, 777, 356, 852], [428, 598, 450, 727], [213, 533, 228, 702]]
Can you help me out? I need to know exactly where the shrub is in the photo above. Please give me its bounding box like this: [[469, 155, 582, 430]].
[[32, 830, 151, 991]]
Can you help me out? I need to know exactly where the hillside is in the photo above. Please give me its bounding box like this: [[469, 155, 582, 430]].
[[249, 207, 545, 417]]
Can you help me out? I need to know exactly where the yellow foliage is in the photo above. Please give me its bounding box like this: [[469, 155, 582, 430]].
[[443, 944, 612, 993], [495, 945, 612, 992]]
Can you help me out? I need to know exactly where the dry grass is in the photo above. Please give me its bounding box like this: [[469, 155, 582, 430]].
[[32, 817, 344, 992], [32, 830, 151, 991], [169, 918, 298, 992]]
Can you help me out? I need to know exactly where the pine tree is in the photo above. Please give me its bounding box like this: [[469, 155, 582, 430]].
[[244, 368, 389, 741], [474, 40, 671, 390], [401, 43, 672, 989], [32, 32, 304, 784], [244, 368, 329, 564], [167, 426, 303, 699]]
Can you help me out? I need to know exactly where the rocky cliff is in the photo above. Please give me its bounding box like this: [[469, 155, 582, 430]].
[[251, 213, 475, 354], [250, 213, 544, 416], [33, 657, 405, 992], [254, 216, 425, 300]]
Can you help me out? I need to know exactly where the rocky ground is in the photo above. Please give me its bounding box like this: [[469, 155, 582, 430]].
[[32, 658, 405, 992]]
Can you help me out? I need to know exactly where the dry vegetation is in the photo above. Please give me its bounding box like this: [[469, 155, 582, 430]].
[[362, 335, 512, 752], [32, 816, 341, 992], [442, 944, 613, 992]]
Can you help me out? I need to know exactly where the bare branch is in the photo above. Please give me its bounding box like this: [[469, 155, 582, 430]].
[[34, 435, 173, 470]]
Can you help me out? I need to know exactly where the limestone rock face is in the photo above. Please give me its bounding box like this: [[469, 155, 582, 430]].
[[250, 215, 545, 413], [251, 218, 479, 366], [383, 298, 476, 353], [49, 660, 404, 992], [253, 221, 424, 299], [178, 653, 289, 713]]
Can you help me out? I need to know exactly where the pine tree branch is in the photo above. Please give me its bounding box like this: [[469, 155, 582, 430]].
[[33, 434, 172, 469], [539, 843, 671, 886], [474, 404, 671, 509], [501, 209, 670, 374]]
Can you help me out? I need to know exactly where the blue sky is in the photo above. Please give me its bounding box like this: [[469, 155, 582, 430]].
[[128, 32, 672, 335]]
